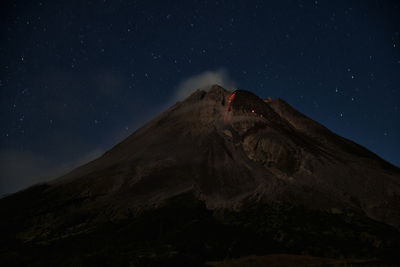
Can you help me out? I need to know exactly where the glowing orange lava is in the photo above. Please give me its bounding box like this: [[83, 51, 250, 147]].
[[223, 91, 264, 123], [224, 91, 236, 124]]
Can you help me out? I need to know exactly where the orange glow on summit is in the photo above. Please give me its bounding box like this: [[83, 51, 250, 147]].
[[224, 91, 237, 124]]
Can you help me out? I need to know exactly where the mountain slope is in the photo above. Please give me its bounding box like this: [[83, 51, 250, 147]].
[[1, 85, 399, 265]]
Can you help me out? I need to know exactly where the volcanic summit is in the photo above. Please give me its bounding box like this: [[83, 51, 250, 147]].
[[1, 85, 399, 266]]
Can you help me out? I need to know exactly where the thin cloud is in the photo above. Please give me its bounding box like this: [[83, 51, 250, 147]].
[[172, 69, 236, 102]]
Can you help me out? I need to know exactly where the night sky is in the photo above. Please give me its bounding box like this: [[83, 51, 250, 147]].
[[1, 0, 399, 195]]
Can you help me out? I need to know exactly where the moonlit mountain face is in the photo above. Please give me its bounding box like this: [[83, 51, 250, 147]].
[[1, 85, 399, 266]]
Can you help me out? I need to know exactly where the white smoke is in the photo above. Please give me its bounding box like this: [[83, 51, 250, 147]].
[[173, 69, 237, 102]]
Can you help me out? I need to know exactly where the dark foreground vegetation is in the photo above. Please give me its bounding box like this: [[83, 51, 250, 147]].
[[1, 193, 399, 266]]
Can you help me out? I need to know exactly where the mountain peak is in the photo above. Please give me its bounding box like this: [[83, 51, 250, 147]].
[[208, 83, 227, 92], [1, 85, 400, 265]]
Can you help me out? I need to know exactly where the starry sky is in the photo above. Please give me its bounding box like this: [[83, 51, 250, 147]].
[[1, 0, 399, 195]]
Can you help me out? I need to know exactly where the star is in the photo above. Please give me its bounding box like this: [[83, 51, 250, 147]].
[[1, 0, 399, 196]]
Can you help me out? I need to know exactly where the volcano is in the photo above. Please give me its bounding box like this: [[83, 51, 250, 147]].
[[1, 85, 400, 266]]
